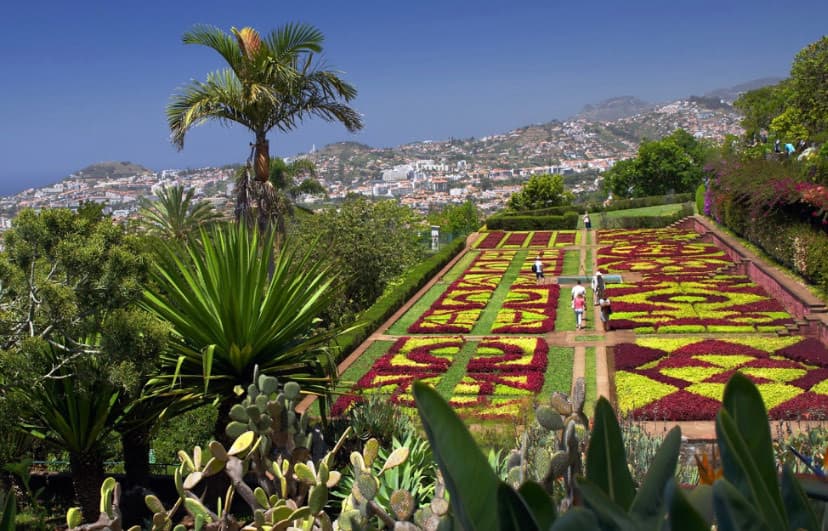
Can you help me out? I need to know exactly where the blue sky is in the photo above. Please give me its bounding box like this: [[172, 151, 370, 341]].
[[1, 0, 826, 195]]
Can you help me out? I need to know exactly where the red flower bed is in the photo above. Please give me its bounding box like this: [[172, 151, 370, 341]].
[[673, 340, 768, 357], [467, 339, 548, 372], [630, 390, 722, 421], [491, 312, 556, 334], [476, 231, 505, 248], [770, 393, 828, 420], [530, 231, 552, 247], [503, 232, 527, 246], [456, 372, 546, 394], [635, 368, 691, 389], [702, 370, 773, 385], [612, 343, 666, 370], [554, 232, 576, 245], [789, 368, 828, 390], [776, 338, 828, 366]]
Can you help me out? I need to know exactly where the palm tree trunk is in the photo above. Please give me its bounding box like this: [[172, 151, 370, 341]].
[[70, 448, 105, 522], [254, 134, 269, 182], [121, 426, 151, 488]]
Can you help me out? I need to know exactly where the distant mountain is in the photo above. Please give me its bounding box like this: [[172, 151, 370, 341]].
[[573, 96, 655, 122], [704, 77, 784, 103], [74, 161, 154, 180]]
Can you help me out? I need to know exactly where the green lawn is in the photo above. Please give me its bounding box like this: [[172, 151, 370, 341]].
[[585, 203, 689, 229]]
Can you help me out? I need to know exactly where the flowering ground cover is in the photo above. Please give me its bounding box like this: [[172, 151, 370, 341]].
[[407, 252, 511, 333], [613, 337, 828, 420], [488, 250, 563, 333], [596, 228, 794, 333], [605, 276, 794, 333], [474, 230, 578, 249], [331, 336, 568, 421]]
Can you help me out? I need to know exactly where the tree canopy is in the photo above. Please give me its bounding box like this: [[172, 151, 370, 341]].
[[291, 196, 424, 324], [734, 36, 828, 143], [602, 129, 710, 198], [508, 173, 573, 211]]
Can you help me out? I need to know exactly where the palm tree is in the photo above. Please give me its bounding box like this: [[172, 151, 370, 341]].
[[141, 223, 341, 434], [166, 23, 362, 227], [239, 157, 325, 237], [137, 185, 222, 241]]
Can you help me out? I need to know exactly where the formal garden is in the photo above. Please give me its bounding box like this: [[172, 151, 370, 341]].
[[1, 27, 828, 531]]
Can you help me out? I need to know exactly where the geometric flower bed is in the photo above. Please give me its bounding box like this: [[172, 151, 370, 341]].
[[490, 251, 563, 333], [331, 336, 552, 421], [597, 232, 732, 278], [473, 230, 578, 249], [613, 337, 828, 420], [606, 276, 794, 333], [597, 228, 794, 333], [408, 251, 509, 333]]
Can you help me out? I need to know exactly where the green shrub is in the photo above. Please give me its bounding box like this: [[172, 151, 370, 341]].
[[150, 404, 217, 468], [695, 184, 705, 214], [497, 205, 579, 217], [486, 212, 579, 230], [333, 236, 466, 361]]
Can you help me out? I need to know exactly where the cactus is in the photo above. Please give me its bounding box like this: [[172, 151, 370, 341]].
[[225, 366, 313, 459], [339, 437, 452, 530], [504, 377, 589, 511]]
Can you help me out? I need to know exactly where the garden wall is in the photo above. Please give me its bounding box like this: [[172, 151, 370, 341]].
[[678, 216, 828, 345]]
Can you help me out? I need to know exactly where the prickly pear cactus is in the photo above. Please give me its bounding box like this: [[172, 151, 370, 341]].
[[225, 366, 313, 460], [506, 377, 589, 506]]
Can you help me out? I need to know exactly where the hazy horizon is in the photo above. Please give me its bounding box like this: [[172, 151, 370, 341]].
[[2, 0, 826, 197]]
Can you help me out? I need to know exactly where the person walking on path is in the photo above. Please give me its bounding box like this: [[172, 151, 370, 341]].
[[592, 270, 605, 304], [573, 292, 586, 330], [533, 255, 545, 285], [583, 212, 591, 230], [599, 297, 612, 331], [571, 279, 586, 301]]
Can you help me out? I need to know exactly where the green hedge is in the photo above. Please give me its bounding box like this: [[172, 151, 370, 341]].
[[695, 184, 705, 214], [332, 236, 467, 361], [603, 204, 694, 229], [486, 212, 579, 230], [709, 197, 828, 293], [496, 205, 579, 217], [589, 193, 694, 213]]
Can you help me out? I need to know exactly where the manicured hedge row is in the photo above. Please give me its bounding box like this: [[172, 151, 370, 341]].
[[332, 236, 467, 361], [603, 204, 694, 229], [585, 193, 693, 213], [486, 212, 579, 230], [711, 198, 828, 293], [497, 205, 579, 217]]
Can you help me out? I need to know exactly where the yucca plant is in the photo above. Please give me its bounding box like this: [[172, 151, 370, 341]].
[[142, 222, 341, 431]]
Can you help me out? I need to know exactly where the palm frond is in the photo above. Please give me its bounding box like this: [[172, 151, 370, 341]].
[[264, 22, 324, 58], [182, 25, 245, 75], [167, 69, 253, 148]]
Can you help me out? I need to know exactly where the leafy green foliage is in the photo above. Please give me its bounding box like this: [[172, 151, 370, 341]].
[[0, 207, 166, 517], [427, 199, 481, 236], [734, 82, 790, 140], [790, 36, 828, 139], [290, 196, 425, 324], [603, 129, 710, 198], [508, 173, 574, 211]]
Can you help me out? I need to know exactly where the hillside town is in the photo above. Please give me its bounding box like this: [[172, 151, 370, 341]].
[[0, 98, 743, 233]]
